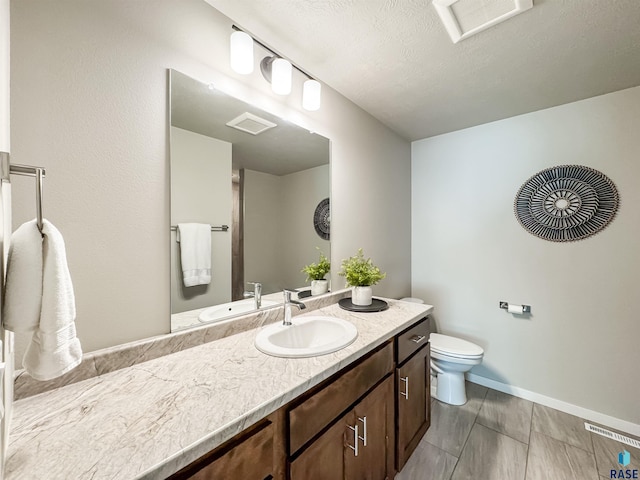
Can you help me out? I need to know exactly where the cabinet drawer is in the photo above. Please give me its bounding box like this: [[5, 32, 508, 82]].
[[396, 317, 429, 365], [288, 341, 394, 455]]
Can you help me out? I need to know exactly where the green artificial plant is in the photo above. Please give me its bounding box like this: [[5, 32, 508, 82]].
[[301, 249, 331, 282], [338, 248, 386, 287]]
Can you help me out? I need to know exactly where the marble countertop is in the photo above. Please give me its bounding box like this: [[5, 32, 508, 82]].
[[7, 299, 432, 479]]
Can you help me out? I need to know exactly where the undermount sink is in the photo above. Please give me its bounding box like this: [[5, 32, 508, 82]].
[[199, 299, 279, 324], [255, 315, 358, 358]]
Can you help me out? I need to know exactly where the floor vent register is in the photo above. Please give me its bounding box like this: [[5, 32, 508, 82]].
[[585, 422, 640, 449]]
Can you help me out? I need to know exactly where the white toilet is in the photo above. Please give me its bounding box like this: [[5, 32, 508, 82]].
[[399, 298, 484, 406], [430, 333, 484, 405]]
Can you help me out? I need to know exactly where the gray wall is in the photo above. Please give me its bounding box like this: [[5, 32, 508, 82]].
[[244, 165, 330, 293], [10, 0, 411, 353], [412, 86, 640, 425], [280, 164, 330, 289], [170, 127, 232, 314], [243, 169, 283, 295]]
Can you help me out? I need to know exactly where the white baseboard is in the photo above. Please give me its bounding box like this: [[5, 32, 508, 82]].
[[466, 373, 640, 438]]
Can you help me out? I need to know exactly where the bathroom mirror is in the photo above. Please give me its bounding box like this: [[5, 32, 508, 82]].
[[170, 70, 331, 331]]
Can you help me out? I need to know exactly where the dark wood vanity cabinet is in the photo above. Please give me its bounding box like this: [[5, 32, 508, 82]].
[[289, 342, 395, 480], [290, 376, 394, 480], [169, 316, 431, 480], [346, 375, 395, 480], [168, 416, 276, 480], [395, 317, 431, 471]]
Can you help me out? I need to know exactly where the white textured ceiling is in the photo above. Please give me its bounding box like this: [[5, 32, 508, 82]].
[[207, 0, 640, 141]]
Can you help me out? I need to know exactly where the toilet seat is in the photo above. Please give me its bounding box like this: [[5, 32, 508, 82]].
[[430, 333, 483, 359]]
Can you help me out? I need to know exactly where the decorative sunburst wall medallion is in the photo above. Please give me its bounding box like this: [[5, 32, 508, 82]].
[[514, 165, 618, 242], [314, 198, 330, 240]]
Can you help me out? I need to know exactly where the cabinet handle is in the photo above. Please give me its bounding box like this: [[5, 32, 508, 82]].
[[357, 416, 367, 447], [400, 376, 409, 400], [410, 334, 426, 344], [347, 424, 359, 457]]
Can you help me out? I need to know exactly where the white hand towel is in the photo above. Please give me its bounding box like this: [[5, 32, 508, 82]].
[[177, 223, 212, 287], [2, 220, 82, 381], [2, 220, 43, 333]]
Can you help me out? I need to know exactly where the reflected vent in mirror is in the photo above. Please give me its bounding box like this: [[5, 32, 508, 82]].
[[226, 112, 277, 135]]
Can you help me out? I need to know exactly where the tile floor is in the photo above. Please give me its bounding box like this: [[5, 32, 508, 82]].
[[396, 382, 640, 480]]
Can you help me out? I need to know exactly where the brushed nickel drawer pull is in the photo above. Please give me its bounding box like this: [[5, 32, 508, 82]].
[[410, 334, 426, 344], [347, 424, 359, 456], [400, 376, 409, 400], [357, 416, 367, 447]]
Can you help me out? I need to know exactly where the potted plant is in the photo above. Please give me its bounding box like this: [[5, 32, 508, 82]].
[[339, 248, 386, 306], [301, 249, 331, 296]]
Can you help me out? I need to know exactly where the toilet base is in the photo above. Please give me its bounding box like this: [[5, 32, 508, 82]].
[[435, 371, 467, 405]]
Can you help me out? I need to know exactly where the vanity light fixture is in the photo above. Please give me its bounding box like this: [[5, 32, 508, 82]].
[[272, 58, 292, 95], [230, 26, 322, 110], [261, 56, 292, 95], [230, 30, 254, 74], [302, 79, 321, 111]]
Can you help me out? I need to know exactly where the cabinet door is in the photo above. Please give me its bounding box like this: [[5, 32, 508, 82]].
[[290, 415, 346, 480], [291, 376, 394, 480], [396, 345, 430, 470], [346, 376, 394, 480], [173, 421, 273, 480], [289, 342, 393, 455]]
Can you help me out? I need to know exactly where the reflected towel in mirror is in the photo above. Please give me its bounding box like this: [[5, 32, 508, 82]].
[[177, 223, 212, 287]]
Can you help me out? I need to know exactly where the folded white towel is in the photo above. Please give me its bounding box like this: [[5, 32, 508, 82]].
[[3, 220, 82, 381], [177, 223, 212, 287]]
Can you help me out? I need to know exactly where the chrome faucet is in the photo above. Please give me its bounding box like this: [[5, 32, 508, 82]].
[[244, 282, 262, 309], [283, 288, 306, 326]]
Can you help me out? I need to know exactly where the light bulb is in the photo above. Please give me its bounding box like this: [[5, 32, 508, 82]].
[[271, 58, 292, 95], [303, 79, 321, 111], [230, 31, 253, 75]]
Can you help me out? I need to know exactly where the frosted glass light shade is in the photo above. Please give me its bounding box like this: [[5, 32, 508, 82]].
[[230, 31, 254, 74], [271, 58, 292, 95], [303, 79, 321, 111]]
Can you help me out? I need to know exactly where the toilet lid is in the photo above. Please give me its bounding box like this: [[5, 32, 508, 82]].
[[430, 333, 484, 358]]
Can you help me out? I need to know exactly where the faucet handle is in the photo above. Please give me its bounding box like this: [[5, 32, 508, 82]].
[[283, 288, 298, 302]]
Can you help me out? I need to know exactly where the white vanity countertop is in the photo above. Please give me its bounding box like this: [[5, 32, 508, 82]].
[[6, 299, 432, 480]]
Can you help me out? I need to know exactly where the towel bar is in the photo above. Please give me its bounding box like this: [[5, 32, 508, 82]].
[[170, 225, 229, 232], [2, 155, 47, 233]]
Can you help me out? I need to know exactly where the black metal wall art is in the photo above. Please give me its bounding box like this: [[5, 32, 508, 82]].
[[314, 197, 330, 240], [514, 165, 618, 242]]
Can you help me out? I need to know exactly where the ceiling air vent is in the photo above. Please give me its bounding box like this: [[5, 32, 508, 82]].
[[433, 0, 533, 43], [226, 112, 277, 135]]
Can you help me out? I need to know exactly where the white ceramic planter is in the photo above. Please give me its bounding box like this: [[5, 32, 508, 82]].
[[311, 279, 328, 296], [352, 286, 372, 306]]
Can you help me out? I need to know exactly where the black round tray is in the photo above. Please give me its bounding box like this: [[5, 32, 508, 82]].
[[338, 297, 389, 313]]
